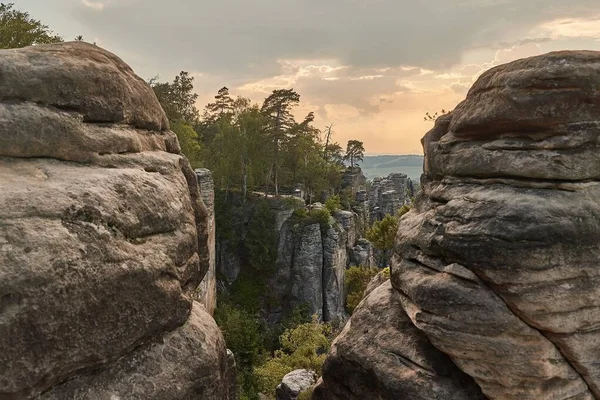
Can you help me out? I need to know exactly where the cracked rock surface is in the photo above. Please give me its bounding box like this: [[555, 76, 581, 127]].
[[315, 51, 600, 400], [0, 42, 231, 399]]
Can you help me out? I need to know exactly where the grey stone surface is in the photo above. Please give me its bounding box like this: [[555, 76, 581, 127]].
[[314, 281, 485, 400], [0, 42, 229, 400], [395, 51, 600, 400], [276, 369, 316, 400], [291, 223, 324, 319], [42, 303, 233, 400], [317, 51, 600, 400], [196, 168, 217, 315]]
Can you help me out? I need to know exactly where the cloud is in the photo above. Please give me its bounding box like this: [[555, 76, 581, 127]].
[[71, 0, 600, 79], [81, 0, 104, 11], [25, 0, 597, 155]]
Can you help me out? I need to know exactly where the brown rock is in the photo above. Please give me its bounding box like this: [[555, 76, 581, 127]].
[[0, 41, 168, 131], [42, 303, 233, 400], [394, 51, 600, 399], [0, 42, 225, 399], [313, 281, 485, 400]]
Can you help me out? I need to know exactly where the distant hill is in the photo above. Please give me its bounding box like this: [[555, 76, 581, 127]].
[[359, 155, 424, 180]]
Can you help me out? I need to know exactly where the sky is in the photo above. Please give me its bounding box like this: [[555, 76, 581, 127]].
[[18, 0, 600, 154]]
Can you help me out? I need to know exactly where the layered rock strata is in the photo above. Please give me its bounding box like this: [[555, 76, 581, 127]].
[[316, 51, 600, 400], [0, 42, 231, 399]]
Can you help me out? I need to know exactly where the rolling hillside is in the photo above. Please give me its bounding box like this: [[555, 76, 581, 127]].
[[359, 155, 424, 180]]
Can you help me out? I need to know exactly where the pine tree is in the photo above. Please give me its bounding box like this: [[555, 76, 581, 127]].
[[261, 89, 300, 195]]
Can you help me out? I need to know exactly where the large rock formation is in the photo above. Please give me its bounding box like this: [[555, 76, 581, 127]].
[[314, 281, 484, 400], [269, 206, 355, 323], [368, 172, 413, 223], [196, 168, 217, 315], [0, 42, 232, 399], [216, 195, 366, 324], [316, 51, 600, 400]]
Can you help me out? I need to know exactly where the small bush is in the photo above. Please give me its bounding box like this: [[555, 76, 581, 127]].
[[298, 388, 314, 400], [381, 266, 391, 279], [345, 266, 380, 314], [324, 195, 341, 213], [254, 318, 331, 396], [293, 207, 309, 219], [308, 208, 331, 229]]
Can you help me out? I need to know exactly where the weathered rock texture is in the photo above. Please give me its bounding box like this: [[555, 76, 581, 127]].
[[314, 281, 485, 400], [216, 195, 366, 324], [276, 369, 316, 400], [368, 172, 413, 223], [269, 208, 355, 323], [0, 42, 231, 399], [196, 168, 217, 315], [316, 51, 600, 400]]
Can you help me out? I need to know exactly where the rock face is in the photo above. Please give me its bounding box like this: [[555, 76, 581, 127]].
[[314, 281, 485, 400], [216, 195, 367, 324], [0, 42, 231, 399], [316, 51, 600, 400], [368, 172, 412, 223], [276, 369, 316, 400], [270, 210, 351, 323], [196, 168, 217, 315]]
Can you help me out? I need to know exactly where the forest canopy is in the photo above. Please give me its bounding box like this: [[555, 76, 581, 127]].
[[149, 73, 365, 202]]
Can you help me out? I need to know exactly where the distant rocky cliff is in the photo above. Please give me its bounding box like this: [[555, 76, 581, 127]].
[[217, 168, 414, 324], [0, 42, 233, 399], [216, 195, 368, 323], [315, 51, 600, 399], [196, 168, 217, 315]]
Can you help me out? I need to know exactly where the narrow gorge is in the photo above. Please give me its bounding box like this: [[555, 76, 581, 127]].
[[3, 41, 600, 400]]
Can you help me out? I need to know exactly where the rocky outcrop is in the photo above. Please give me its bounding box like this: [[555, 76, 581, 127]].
[[196, 168, 217, 315], [368, 172, 412, 223], [276, 369, 316, 400], [341, 167, 367, 195], [0, 42, 231, 399], [314, 281, 484, 400], [217, 196, 367, 323], [317, 51, 600, 400], [270, 211, 349, 323]]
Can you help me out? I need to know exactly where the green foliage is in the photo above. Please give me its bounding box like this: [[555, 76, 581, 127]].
[[150, 71, 199, 124], [0, 3, 62, 49], [298, 388, 314, 400], [345, 266, 380, 313], [307, 208, 331, 232], [254, 318, 331, 396], [324, 195, 341, 213], [228, 273, 266, 314], [397, 204, 411, 218], [366, 214, 399, 253], [150, 80, 360, 201], [381, 267, 391, 279], [292, 207, 309, 219], [214, 302, 265, 398], [338, 187, 355, 210], [170, 120, 203, 168], [246, 200, 278, 272], [344, 140, 365, 168]]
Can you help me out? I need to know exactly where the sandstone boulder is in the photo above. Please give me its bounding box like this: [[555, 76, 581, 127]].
[[317, 51, 600, 400], [0, 42, 229, 399], [313, 281, 484, 400]]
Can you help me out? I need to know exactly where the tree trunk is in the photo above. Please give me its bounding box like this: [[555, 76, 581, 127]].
[[242, 159, 248, 202]]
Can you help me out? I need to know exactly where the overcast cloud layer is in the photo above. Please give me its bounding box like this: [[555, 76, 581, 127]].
[[20, 0, 600, 154]]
